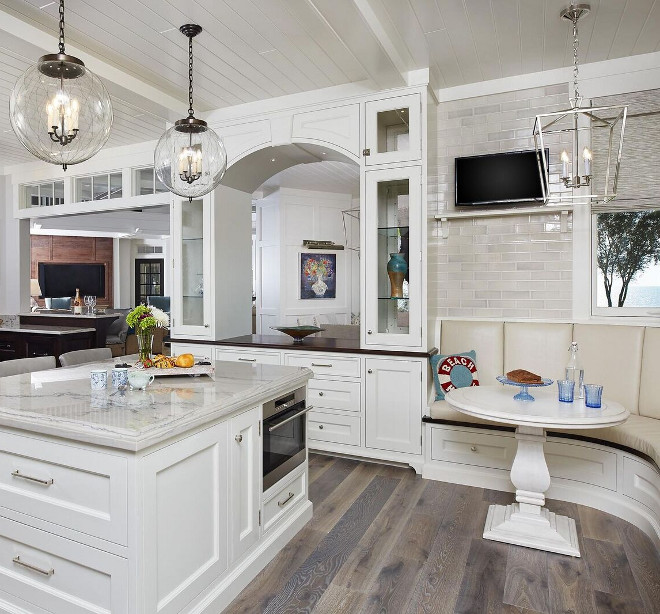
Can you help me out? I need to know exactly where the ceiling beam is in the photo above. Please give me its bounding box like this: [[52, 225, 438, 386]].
[[0, 8, 184, 122], [304, 0, 406, 89]]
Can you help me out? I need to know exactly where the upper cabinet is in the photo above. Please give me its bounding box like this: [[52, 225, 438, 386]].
[[171, 185, 253, 341], [364, 93, 422, 166], [363, 165, 423, 349]]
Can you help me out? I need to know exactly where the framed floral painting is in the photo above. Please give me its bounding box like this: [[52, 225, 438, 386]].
[[300, 253, 336, 299]]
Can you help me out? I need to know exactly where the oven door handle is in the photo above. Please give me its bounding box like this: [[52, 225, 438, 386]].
[[268, 406, 314, 432]]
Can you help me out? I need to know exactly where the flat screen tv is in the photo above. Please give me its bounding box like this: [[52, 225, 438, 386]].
[[38, 263, 106, 298], [455, 149, 547, 206]]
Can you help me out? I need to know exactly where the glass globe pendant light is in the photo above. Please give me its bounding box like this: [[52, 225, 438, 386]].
[[154, 25, 227, 202], [9, 0, 113, 170]]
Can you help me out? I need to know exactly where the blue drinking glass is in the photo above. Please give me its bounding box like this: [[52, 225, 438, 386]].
[[557, 379, 575, 403], [584, 384, 603, 408]]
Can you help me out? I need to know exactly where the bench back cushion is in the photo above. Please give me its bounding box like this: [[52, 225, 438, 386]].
[[440, 320, 503, 386], [573, 324, 645, 414], [504, 322, 572, 382], [639, 327, 660, 419]]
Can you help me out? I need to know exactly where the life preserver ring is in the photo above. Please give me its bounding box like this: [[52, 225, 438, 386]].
[[436, 354, 479, 395]]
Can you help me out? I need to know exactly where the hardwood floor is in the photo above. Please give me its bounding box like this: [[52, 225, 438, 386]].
[[230, 454, 660, 614]]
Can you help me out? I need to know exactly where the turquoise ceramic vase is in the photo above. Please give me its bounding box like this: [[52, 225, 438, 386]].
[[387, 253, 408, 298]]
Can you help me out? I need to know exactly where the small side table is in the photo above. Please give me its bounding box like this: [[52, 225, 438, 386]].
[[445, 385, 629, 557]]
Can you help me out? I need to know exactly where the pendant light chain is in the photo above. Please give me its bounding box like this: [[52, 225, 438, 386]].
[[188, 35, 195, 118], [571, 13, 580, 106], [58, 0, 66, 54]]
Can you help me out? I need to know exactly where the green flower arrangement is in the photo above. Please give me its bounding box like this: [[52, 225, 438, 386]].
[[126, 304, 169, 365]]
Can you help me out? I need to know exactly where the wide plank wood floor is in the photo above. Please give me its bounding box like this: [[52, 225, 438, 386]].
[[230, 454, 660, 614]]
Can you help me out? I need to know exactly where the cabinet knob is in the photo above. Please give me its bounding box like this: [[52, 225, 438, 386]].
[[318, 391, 324, 396], [368, 369, 373, 374], [367, 330, 373, 335], [319, 425, 324, 430], [470, 445, 477, 452], [204, 324, 210, 328], [235, 434, 243, 443]]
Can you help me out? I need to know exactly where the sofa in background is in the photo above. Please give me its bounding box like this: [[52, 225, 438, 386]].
[[423, 319, 660, 548]]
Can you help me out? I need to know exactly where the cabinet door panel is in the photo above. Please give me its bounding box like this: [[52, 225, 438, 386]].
[[365, 358, 422, 454], [230, 407, 261, 563], [142, 422, 229, 614]]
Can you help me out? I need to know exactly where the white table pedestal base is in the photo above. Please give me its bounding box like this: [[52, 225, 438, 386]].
[[482, 424, 580, 557], [483, 503, 580, 556]]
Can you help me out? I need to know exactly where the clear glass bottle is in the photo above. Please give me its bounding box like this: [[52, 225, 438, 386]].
[[565, 341, 584, 399]]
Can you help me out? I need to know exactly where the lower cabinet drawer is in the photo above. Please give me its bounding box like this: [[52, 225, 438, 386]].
[[0, 432, 128, 546], [262, 470, 306, 533], [170, 343, 215, 362], [308, 379, 361, 413], [308, 411, 361, 447], [0, 516, 128, 614], [430, 426, 515, 470], [622, 456, 660, 513], [284, 353, 360, 378], [545, 439, 617, 490], [214, 348, 281, 365]]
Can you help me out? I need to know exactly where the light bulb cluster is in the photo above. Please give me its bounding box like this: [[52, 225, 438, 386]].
[[47, 89, 79, 145], [560, 146, 593, 188], [178, 145, 203, 183]]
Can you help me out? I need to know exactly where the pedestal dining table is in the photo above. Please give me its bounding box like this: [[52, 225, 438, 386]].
[[445, 384, 629, 557]]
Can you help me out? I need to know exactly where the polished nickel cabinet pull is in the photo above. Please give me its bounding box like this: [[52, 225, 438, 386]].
[[238, 358, 256, 362], [235, 434, 243, 443], [11, 470, 53, 486], [12, 556, 54, 576], [277, 492, 295, 507], [311, 363, 332, 368]]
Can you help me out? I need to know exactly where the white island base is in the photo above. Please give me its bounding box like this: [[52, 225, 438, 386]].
[[482, 425, 580, 557]]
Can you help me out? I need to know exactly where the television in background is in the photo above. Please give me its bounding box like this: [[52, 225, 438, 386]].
[[455, 149, 548, 206], [38, 263, 106, 298]]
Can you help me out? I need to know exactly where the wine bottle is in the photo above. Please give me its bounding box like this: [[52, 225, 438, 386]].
[[73, 288, 82, 315]]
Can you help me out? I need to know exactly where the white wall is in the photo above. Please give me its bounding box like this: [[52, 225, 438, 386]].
[[255, 187, 356, 331]]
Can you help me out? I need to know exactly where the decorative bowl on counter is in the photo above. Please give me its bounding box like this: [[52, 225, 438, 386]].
[[270, 325, 325, 343]]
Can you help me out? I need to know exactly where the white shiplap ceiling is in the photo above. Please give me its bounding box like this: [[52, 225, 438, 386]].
[[259, 161, 360, 197], [1, 1, 660, 168]]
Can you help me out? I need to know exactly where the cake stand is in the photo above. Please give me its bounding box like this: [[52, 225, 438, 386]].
[[496, 375, 553, 401]]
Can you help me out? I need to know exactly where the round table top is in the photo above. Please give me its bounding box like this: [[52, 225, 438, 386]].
[[445, 385, 629, 430]]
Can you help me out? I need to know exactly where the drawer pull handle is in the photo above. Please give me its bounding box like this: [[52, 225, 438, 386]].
[[12, 556, 54, 577], [318, 391, 324, 396], [470, 446, 477, 452], [235, 434, 243, 443], [11, 470, 53, 486], [278, 492, 295, 507], [238, 358, 256, 362], [311, 363, 332, 368], [319, 424, 324, 430]]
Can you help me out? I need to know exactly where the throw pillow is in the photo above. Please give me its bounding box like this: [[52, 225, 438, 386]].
[[430, 350, 479, 401]]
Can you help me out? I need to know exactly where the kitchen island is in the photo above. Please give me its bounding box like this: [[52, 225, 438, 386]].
[[0, 356, 313, 613], [0, 324, 96, 363], [19, 312, 119, 349]]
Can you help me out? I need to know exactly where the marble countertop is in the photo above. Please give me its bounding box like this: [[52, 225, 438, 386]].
[[0, 325, 96, 335], [0, 356, 311, 452], [20, 312, 119, 319]]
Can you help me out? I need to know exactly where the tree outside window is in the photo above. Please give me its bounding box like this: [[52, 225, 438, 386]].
[[596, 211, 660, 308]]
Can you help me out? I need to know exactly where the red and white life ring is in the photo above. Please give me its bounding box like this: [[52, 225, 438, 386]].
[[436, 354, 479, 395]]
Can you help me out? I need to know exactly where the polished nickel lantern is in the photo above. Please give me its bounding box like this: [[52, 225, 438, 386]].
[[154, 24, 227, 202], [9, 0, 112, 170], [533, 4, 626, 205]]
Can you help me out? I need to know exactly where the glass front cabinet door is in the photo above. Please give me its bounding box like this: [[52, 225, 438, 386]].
[[364, 93, 421, 166], [171, 196, 213, 338], [363, 165, 422, 349]]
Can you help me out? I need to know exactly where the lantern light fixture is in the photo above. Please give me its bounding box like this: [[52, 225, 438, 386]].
[[533, 3, 627, 205], [9, 0, 113, 170], [154, 24, 227, 202]]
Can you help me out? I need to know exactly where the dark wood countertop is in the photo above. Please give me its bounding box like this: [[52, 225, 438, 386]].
[[170, 334, 437, 358]]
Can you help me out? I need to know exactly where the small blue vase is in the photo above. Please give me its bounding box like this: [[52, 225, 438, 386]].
[[387, 253, 407, 298]]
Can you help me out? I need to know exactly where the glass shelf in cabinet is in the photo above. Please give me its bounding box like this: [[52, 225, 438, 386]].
[[182, 237, 203, 241], [378, 297, 410, 301]]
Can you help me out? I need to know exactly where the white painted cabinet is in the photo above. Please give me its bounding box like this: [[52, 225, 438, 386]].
[[363, 165, 423, 349], [230, 407, 261, 563], [365, 357, 423, 455], [142, 421, 230, 614], [364, 93, 421, 166]]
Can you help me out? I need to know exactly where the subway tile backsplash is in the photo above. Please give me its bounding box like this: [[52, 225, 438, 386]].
[[428, 83, 573, 320]]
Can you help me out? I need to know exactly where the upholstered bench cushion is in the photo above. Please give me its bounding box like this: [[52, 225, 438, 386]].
[[428, 401, 660, 468]]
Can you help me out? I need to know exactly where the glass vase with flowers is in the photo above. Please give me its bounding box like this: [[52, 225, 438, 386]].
[[126, 304, 170, 367]]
